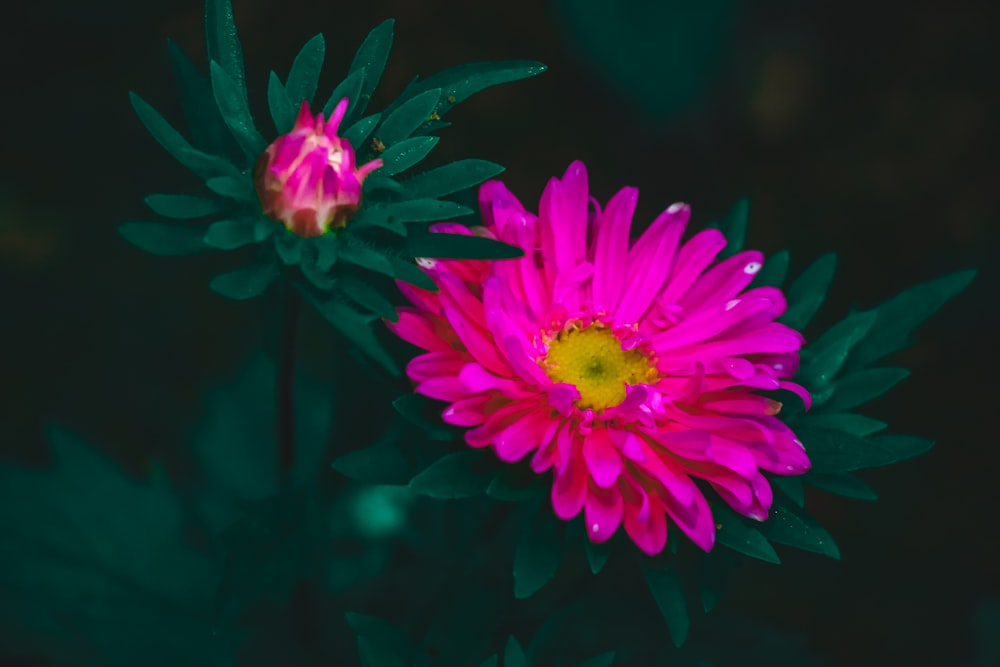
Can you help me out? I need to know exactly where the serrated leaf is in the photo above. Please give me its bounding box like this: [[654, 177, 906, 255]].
[[844, 269, 977, 372], [391, 394, 453, 440], [770, 476, 804, 508], [344, 113, 381, 150], [267, 70, 295, 134], [408, 232, 523, 260], [780, 253, 837, 331], [119, 222, 211, 256], [404, 159, 505, 199], [387, 257, 438, 291], [376, 89, 441, 148], [752, 249, 789, 288], [487, 464, 546, 502], [285, 33, 324, 105], [801, 412, 887, 437], [209, 60, 266, 161], [309, 297, 400, 375], [205, 0, 247, 102], [205, 175, 255, 202], [584, 537, 610, 575], [378, 135, 440, 176], [408, 450, 497, 499], [332, 443, 412, 485], [324, 67, 366, 121], [209, 258, 279, 300], [504, 636, 529, 667], [337, 276, 399, 322], [806, 472, 878, 500], [346, 613, 415, 666], [574, 651, 617, 667], [758, 504, 840, 559], [707, 198, 748, 260], [145, 194, 225, 219], [167, 39, 231, 155], [513, 500, 561, 599], [204, 219, 256, 250], [348, 19, 394, 119], [820, 367, 909, 413], [643, 562, 690, 648], [713, 505, 780, 564]]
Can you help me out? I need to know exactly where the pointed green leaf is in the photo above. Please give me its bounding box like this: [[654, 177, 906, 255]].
[[204, 219, 256, 249], [408, 450, 497, 499], [348, 19, 394, 119], [205, 0, 247, 101], [504, 636, 529, 667], [378, 135, 440, 176], [209, 259, 279, 300], [267, 70, 295, 134], [145, 194, 226, 219], [806, 472, 878, 500], [845, 269, 977, 372], [357, 636, 408, 667], [119, 222, 211, 256], [404, 159, 505, 199], [801, 412, 887, 437], [354, 200, 473, 233], [699, 549, 736, 613], [796, 425, 932, 472], [479, 656, 499, 667], [707, 198, 748, 260], [376, 89, 441, 148], [167, 39, 230, 155], [364, 174, 406, 196], [575, 652, 616, 667], [752, 249, 789, 288], [391, 394, 453, 440], [713, 505, 780, 564], [513, 500, 561, 599], [389, 61, 547, 118], [821, 367, 909, 413], [337, 240, 396, 277], [758, 504, 840, 559], [387, 257, 438, 291], [770, 476, 804, 508], [408, 232, 523, 260], [285, 33, 325, 105], [780, 253, 837, 331], [336, 276, 399, 322], [866, 434, 935, 465], [210, 60, 266, 160], [310, 297, 400, 375], [487, 464, 546, 502], [643, 562, 690, 648], [324, 67, 366, 120], [344, 113, 381, 150], [274, 231, 304, 265], [798, 311, 878, 391], [584, 537, 610, 575], [332, 443, 411, 485], [205, 175, 255, 202]]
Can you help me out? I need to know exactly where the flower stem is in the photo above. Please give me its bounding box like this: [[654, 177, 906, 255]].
[[277, 280, 300, 487]]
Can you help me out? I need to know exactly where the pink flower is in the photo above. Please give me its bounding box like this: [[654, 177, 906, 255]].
[[254, 99, 382, 237], [388, 161, 812, 556]]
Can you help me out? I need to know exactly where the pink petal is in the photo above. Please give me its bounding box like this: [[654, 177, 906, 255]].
[[551, 451, 587, 520], [495, 408, 555, 462], [622, 483, 668, 555], [615, 204, 689, 324], [656, 228, 728, 305], [582, 429, 622, 488], [590, 187, 637, 312], [584, 482, 624, 543]]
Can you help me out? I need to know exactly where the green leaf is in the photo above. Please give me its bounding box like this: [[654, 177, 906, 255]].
[[363, 174, 407, 197], [642, 562, 690, 648], [798, 311, 878, 391], [205, 0, 247, 102], [274, 232, 304, 265], [376, 89, 441, 148], [867, 434, 935, 465], [354, 199, 473, 234], [479, 655, 499, 667], [487, 464, 546, 502], [309, 297, 400, 375], [378, 135, 440, 177], [408, 232, 524, 260], [844, 269, 977, 372], [205, 175, 255, 202], [357, 636, 408, 667], [796, 425, 933, 472], [752, 249, 790, 288], [801, 412, 887, 437], [574, 652, 617, 667], [346, 613, 415, 666], [713, 505, 780, 564], [337, 276, 400, 322], [348, 19, 395, 119], [344, 113, 381, 150], [324, 67, 366, 120], [332, 443, 412, 485], [408, 450, 498, 499], [513, 500, 561, 599], [780, 253, 837, 331], [145, 194, 226, 219], [391, 394, 453, 440], [337, 240, 396, 277], [706, 198, 748, 260], [806, 472, 878, 501], [758, 504, 840, 559], [285, 33, 325, 105], [267, 70, 295, 135], [404, 159, 505, 199], [387, 256, 438, 291], [209, 60, 266, 160], [699, 549, 736, 613], [584, 537, 610, 575], [119, 222, 211, 256], [204, 219, 256, 250], [209, 258, 279, 300], [820, 367, 909, 413], [167, 38, 230, 155], [770, 476, 804, 508], [504, 636, 529, 667]]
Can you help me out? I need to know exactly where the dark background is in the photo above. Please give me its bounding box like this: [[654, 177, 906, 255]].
[[1, 0, 997, 665]]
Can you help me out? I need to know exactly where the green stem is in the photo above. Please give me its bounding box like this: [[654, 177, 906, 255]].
[[277, 280, 300, 486]]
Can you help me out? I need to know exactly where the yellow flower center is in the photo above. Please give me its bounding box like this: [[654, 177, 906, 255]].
[[542, 324, 657, 411]]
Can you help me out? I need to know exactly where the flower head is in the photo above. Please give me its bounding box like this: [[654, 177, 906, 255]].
[[389, 161, 812, 555], [254, 99, 383, 237]]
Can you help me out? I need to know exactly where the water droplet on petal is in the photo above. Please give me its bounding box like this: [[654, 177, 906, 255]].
[[773, 363, 784, 371], [725, 299, 741, 311], [744, 261, 762, 275], [794, 438, 805, 450], [591, 523, 600, 534]]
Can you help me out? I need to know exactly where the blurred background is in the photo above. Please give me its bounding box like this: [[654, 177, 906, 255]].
[[1, 0, 997, 665]]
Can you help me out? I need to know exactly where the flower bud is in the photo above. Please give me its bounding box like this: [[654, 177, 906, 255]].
[[254, 99, 382, 237]]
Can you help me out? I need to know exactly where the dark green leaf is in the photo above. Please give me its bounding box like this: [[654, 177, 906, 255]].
[[376, 89, 441, 148], [354, 199, 473, 234], [167, 39, 230, 155], [574, 652, 616, 667], [706, 198, 748, 260], [209, 60, 266, 160], [337, 276, 399, 322], [363, 174, 406, 198], [408, 232, 524, 260], [513, 500, 561, 599], [346, 613, 415, 666], [209, 258, 279, 300], [797, 425, 932, 472], [387, 256, 438, 291], [310, 297, 400, 375], [479, 655, 499, 667], [391, 394, 453, 440], [713, 505, 780, 564], [758, 504, 840, 559], [504, 636, 529, 667], [205, 175, 255, 202], [752, 249, 789, 288], [844, 269, 977, 372], [274, 232, 303, 265], [332, 443, 412, 485], [801, 412, 887, 437], [204, 219, 256, 250], [285, 33, 325, 105], [344, 113, 381, 150], [699, 549, 736, 613], [119, 222, 211, 256], [337, 241, 396, 277], [348, 19, 394, 119], [205, 0, 247, 102], [770, 476, 804, 508], [357, 636, 408, 667], [378, 135, 440, 176], [806, 472, 878, 501], [267, 70, 295, 135], [487, 464, 546, 502], [389, 61, 547, 118], [145, 194, 225, 219], [584, 537, 610, 575], [324, 67, 366, 120], [867, 434, 935, 465], [821, 367, 909, 413], [780, 253, 837, 331], [404, 159, 505, 199], [408, 450, 497, 499], [798, 311, 878, 391], [642, 562, 690, 648]]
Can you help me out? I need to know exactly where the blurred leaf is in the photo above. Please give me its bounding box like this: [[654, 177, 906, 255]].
[[285, 33, 324, 106], [209, 258, 279, 300], [801, 412, 887, 437], [376, 89, 441, 148], [324, 67, 366, 120], [584, 537, 610, 575], [479, 655, 499, 667], [348, 19, 394, 120], [408, 231, 523, 260], [513, 499, 561, 599], [505, 636, 529, 667], [404, 160, 505, 199], [146, 193, 226, 219], [770, 476, 804, 508], [205, 0, 247, 103], [408, 450, 498, 499], [204, 219, 257, 250], [421, 582, 506, 665], [210, 60, 266, 161], [332, 443, 412, 486], [752, 249, 789, 288], [392, 394, 454, 440], [487, 463, 546, 502], [713, 505, 780, 564], [780, 253, 837, 331], [205, 175, 255, 202], [806, 472, 878, 501], [574, 652, 616, 667], [706, 198, 748, 260], [820, 367, 909, 413], [346, 613, 415, 667], [643, 561, 689, 648], [387, 61, 547, 118], [309, 296, 400, 376], [167, 38, 231, 155], [337, 275, 400, 322], [378, 136, 440, 177], [119, 221, 211, 256], [357, 636, 408, 667], [758, 504, 840, 559], [267, 70, 295, 135], [699, 549, 736, 613]]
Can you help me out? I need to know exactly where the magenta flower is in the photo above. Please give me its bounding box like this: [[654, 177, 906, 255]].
[[388, 161, 812, 555], [254, 99, 383, 237]]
